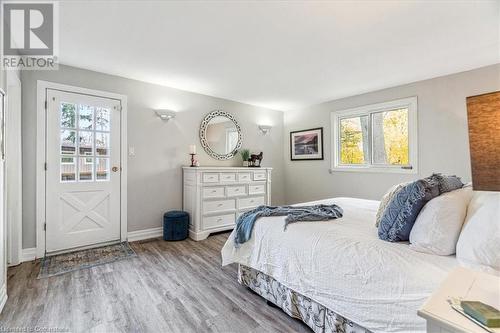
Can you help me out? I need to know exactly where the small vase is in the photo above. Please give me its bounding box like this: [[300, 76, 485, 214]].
[[243, 161, 249, 167]]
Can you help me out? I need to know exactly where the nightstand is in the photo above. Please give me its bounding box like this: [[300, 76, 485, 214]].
[[418, 267, 500, 333]]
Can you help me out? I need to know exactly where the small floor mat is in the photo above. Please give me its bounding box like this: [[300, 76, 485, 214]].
[[38, 242, 136, 279]]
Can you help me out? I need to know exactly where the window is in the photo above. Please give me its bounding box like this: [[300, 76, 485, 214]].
[[331, 97, 417, 173], [59, 102, 111, 182]]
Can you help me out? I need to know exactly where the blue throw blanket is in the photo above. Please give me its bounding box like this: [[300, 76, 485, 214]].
[[234, 204, 343, 246]]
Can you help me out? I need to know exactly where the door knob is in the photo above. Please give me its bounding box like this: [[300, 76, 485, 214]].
[[112, 166, 119, 172]]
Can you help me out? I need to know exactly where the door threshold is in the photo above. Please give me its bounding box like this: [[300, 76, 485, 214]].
[[45, 239, 122, 257]]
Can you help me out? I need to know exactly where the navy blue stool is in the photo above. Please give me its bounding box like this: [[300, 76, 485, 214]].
[[163, 211, 189, 241]]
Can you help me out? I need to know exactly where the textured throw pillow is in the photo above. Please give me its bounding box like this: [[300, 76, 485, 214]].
[[375, 182, 410, 227], [456, 191, 500, 271], [427, 173, 464, 194], [378, 179, 439, 242], [409, 186, 473, 255]]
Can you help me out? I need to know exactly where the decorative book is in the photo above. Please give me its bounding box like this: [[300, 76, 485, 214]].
[[448, 298, 500, 332], [461, 301, 500, 328]]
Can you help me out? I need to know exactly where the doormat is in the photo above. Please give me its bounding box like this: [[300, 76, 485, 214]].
[[38, 242, 136, 279]]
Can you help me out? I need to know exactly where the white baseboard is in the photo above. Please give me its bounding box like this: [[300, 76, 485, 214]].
[[127, 227, 163, 242], [21, 248, 37, 263], [0, 283, 7, 314]]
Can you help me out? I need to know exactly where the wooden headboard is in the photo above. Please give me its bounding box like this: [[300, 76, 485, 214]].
[[466, 91, 500, 191]]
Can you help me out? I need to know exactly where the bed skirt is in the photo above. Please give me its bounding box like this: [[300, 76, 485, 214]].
[[238, 265, 371, 333]]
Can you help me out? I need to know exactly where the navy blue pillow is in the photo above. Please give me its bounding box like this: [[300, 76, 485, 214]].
[[378, 179, 439, 242]]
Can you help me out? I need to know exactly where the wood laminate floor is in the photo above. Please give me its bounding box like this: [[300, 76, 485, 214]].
[[0, 232, 310, 333]]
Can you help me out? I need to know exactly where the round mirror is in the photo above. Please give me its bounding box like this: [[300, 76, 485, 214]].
[[200, 110, 242, 160]]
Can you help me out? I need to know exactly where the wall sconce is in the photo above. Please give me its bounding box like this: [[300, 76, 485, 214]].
[[258, 125, 272, 135], [155, 109, 176, 121]]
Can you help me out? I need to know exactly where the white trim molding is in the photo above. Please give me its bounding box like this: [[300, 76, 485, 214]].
[[127, 227, 163, 242], [36, 81, 128, 258], [330, 96, 418, 174], [9, 248, 37, 264], [6, 70, 23, 266], [0, 283, 7, 313], [20, 248, 37, 263]]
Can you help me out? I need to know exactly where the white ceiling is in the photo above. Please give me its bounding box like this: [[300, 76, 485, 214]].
[[59, 1, 500, 111]]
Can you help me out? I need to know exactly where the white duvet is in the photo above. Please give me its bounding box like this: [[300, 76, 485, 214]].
[[221, 197, 459, 333]]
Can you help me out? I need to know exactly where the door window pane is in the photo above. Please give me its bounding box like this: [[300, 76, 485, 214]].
[[95, 132, 110, 156], [79, 105, 94, 130], [339, 116, 369, 164], [96, 158, 110, 181], [60, 103, 76, 128], [372, 108, 409, 165], [96, 107, 111, 131], [78, 131, 94, 155], [79, 157, 94, 181], [60, 130, 76, 155], [60, 157, 76, 182], [59, 101, 115, 183]]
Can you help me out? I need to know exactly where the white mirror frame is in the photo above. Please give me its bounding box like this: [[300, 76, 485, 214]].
[[200, 110, 242, 160]]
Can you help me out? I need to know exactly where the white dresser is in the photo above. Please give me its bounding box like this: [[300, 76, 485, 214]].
[[183, 167, 272, 241]]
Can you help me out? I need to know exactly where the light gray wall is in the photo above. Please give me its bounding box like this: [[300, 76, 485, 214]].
[[283, 64, 500, 204], [21, 65, 285, 249]]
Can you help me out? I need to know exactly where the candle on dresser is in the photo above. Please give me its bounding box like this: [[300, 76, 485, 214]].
[[189, 145, 196, 154]]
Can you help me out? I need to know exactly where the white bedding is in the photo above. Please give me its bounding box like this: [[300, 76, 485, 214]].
[[221, 197, 459, 333]]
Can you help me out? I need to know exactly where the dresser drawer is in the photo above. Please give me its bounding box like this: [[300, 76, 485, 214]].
[[248, 184, 265, 195], [203, 199, 236, 214], [226, 185, 246, 197], [203, 173, 219, 183], [202, 187, 224, 198], [220, 173, 236, 182], [253, 172, 267, 181], [203, 213, 235, 229], [238, 173, 252, 182], [239, 196, 265, 210]]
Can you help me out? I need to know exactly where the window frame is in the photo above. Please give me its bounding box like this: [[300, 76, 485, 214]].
[[331, 97, 418, 174]]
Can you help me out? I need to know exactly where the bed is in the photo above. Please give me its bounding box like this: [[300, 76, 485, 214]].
[[221, 197, 460, 333]]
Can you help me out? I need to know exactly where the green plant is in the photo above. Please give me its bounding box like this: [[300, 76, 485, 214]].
[[240, 149, 250, 161]]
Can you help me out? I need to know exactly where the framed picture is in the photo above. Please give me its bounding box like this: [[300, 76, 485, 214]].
[[290, 127, 324, 160]]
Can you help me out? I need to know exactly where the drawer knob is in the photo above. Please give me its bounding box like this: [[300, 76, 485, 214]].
[[217, 218, 222, 222], [212, 190, 217, 193], [218, 203, 223, 207], [235, 188, 239, 191]]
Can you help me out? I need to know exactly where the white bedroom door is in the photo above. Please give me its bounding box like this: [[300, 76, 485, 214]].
[[45, 89, 122, 253]]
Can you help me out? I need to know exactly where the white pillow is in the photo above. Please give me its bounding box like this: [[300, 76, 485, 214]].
[[456, 191, 500, 271], [409, 186, 472, 255]]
